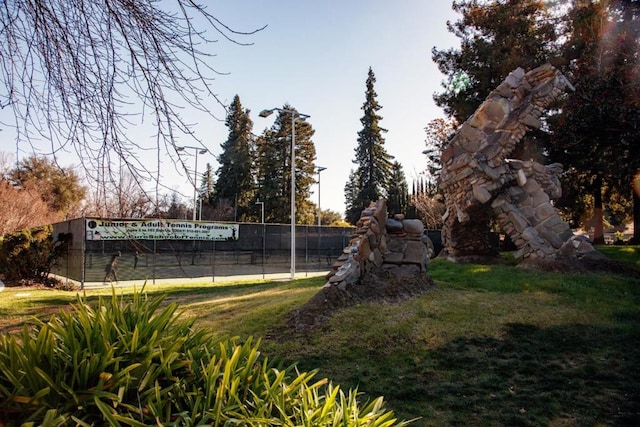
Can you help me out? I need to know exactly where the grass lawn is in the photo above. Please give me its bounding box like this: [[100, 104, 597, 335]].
[[1, 246, 639, 426]]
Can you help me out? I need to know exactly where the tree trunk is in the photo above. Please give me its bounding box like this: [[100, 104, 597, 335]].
[[633, 171, 640, 244], [592, 178, 605, 245]]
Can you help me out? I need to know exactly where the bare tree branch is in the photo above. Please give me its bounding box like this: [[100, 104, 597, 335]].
[[0, 0, 265, 207]]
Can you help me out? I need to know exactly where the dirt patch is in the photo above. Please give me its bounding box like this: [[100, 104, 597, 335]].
[[284, 266, 435, 333]]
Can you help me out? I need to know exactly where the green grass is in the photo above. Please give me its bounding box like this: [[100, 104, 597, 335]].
[[1, 246, 639, 426], [597, 245, 640, 268]]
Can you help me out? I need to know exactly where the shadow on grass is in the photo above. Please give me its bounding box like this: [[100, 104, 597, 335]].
[[297, 322, 640, 427]]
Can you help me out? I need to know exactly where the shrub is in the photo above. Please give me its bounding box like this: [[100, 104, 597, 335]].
[[0, 288, 410, 426], [0, 226, 71, 286]]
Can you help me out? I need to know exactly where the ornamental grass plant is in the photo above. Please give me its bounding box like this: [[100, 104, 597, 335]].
[[0, 288, 409, 426]]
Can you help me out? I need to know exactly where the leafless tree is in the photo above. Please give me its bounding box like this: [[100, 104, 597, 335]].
[[0, 1, 264, 206], [83, 170, 157, 218], [410, 193, 445, 230], [0, 181, 61, 235]]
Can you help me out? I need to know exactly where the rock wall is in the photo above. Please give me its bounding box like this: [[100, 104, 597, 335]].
[[325, 200, 433, 289], [439, 64, 597, 261]]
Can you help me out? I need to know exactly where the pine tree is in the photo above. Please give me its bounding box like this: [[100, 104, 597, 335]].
[[344, 169, 360, 223], [550, 0, 640, 243], [214, 95, 255, 221], [198, 163, 215, 219], [255, 105, 317, 224], [345, 67, 394, 224], [432, 0, 560, 123], [386, 161, 409, 216]]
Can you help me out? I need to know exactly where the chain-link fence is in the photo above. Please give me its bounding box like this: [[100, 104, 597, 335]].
[[51, 219, 354, 286]]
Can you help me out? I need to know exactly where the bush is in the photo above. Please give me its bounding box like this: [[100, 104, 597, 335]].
[[0, 288, 410, 426], [0, 226, 71, 286]]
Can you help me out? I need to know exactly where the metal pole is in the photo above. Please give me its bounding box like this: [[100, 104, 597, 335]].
[[258, 107, 309, 281], [256, 200, 265, 279], [317, 166, 326, 226], [193, 149, 199, 221], [290, 113, 296, 280]]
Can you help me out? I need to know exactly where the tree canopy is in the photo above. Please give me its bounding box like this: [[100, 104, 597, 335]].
[[345, 68, 394, 224], [432, 0, 640, 242], [432, 0, 560, 123], [214, 95, 256, 222], [255, 106, 317, 224], [550, 0, 640, 242]]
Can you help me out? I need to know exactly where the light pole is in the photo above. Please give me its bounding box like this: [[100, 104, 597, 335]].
[[259, 107, 310, 279], [316, 166, 327, 265], [255, 200, 265, 278], [177, 146, 208, 221], [316, 166, 326, 226], [255, 200, 264, 224]]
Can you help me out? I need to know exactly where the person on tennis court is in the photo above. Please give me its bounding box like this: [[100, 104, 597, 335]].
[[104, 251, 121, 284]]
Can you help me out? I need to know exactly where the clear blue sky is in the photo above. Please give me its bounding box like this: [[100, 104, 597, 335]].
[[195, 0, 460, 215], [3, 1, 461, 216]]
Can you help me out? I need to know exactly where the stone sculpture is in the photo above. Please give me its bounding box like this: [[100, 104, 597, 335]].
[[438, 64, 598, 262], [326, 199, 432, 288]]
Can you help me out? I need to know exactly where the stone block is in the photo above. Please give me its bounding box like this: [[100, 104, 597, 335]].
[[472, 184, 492, 204], [521, 227, 538, 241], [387, 238, 407, 253], [481, 141, 505, 162], [535, 202, 557, 221], [383, 252, 404, 265], [367, 229, 378, 250], [495, 81, 514, 97], [531, 190, 550, 207], [373, 200, 387, 229], [541, 214, 561, 229], [358, 236, 372, 261], [386, 218, 403, 233], [454, 166, 474, 181], [505, 67, 525, 85], [522, 178, 541, 193], [522, 114, 541, 129], [374, 248, 385, 266], [369, 217, 380, 235], [479, 162, 503, 180], [403, 219, 425, 235], [441, 144, 456, 164], [450, 153, 473, 172], [403, 241, 428, 267], [378, 235, 388, 253], [539, 229, 564, 249], [508, 211, 529, 233]]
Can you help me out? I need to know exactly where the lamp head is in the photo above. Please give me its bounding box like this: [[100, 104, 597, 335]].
[[259, 109, 274, 118], [198, 149, 208, 155], [176, 146, 186, 152], [317, 166, 327, 173]]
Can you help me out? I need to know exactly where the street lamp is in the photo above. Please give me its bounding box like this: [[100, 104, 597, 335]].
[[259, 107, 310, 279], [316, 166, 327, 226], [255, 200, 264, 224], [177, 146, 208, 221]]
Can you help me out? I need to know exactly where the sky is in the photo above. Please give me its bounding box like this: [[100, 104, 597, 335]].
[[2, 0, 461, 217]]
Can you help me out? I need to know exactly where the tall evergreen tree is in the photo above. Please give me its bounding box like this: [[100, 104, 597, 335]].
[[344, 169, 360, 223], [255, 105, 317, 224], [198, 163, 216, 219], [214, 95, 255, 221], [432, 0, 560, 123], [550, 0, 640, 243], [345, 67, 394, 224], [386, 161, 410, 216]]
